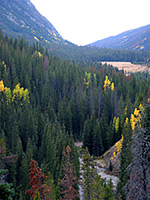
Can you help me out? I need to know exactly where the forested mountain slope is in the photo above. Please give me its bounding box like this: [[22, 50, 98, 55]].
[[0, 31, 150, 199], [0, 0, 71, 46], [89, 24, 150, 51]]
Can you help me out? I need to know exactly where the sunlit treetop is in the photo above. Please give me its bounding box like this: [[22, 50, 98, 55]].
[[125, 117, 129, 124], [12, 83, 30, 104], [113, 117, 119, 132], [34, 50, 43, 57], [0, 80, 5, 92], [103, 75, 114, 91], [110, 82, 114, 91], [130, 104, 145, 130], [0, 81, 29, 105]]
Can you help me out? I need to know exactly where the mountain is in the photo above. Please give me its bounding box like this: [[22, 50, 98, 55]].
[[0, 0, 69, 46], [1, 0, 150, 63], [89, 24, 150, 51]]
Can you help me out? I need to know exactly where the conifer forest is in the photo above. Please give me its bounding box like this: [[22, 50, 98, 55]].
[[0, 30, 150, 200]]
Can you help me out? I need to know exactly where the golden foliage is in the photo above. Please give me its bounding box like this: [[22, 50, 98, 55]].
[[0, 80, 29, 105], [111, 135, 124, 160], [110, 82, 114, 91], [113, 117, 119, 132], [130, 104, 145, 130], [34, 51, 42, 57], [12, 83, 30, 104], [125, 117, 129, 124], [34, 36, 39, 42], [103, 75, 114, 91], [0, 80, 5, 92], [115, 117, 120, 132]]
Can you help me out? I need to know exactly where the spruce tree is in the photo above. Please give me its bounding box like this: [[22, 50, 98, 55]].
[[125, 103, 150, 200], [60, 145, 79, 200], [81, 147, 96, 200], [117, 121, 132, 200]]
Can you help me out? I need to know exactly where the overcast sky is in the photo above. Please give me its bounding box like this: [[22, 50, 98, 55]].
[[30, 0, 150, 46]]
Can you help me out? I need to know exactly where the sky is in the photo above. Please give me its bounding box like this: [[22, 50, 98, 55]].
[[30, 0, 150, 46]]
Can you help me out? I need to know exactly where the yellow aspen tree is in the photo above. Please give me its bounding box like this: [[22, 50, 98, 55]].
[[0, 80, 5, 92], [115, 117, 120, 133], [111, 82, 114, 91], [12, 83, 29, 104], [103, 75, 112, 91]]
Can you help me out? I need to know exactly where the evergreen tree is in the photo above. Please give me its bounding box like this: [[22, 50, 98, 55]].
[[81, 147, 96, 200], [125, 103, 150, 200], [100, 110, 108, 153], [45, 172, 56, 200], [0, 141, 15, 200], [117, 121, 132, 200], [92, 119, 103, 157], [0, 170, 15, 200], [60, 145, 79, 200]]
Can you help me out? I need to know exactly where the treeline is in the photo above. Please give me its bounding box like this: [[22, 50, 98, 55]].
[[0, 31, 150, 199], [55, 43, 150, 64], [39, 32, 150, 64]]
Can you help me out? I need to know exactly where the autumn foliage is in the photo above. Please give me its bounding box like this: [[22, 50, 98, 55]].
[[103, 75, 114, 91], [0, 80, 29, 105]]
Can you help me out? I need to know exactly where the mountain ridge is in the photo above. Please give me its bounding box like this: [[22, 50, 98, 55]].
[[88, 24, 150, 51], [1, 0, 150, 64], [0, 0, 69, 46]]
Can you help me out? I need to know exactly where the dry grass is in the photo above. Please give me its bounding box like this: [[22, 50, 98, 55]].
[[102, 62, 150, 74]]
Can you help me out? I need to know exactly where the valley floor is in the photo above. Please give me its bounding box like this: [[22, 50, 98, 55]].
[[102, 61, 150, 74]]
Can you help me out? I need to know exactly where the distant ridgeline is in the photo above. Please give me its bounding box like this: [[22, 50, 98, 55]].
[[89, 24, 150, 51]]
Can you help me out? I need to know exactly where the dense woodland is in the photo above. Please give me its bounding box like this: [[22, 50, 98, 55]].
[[0, 30, 150, 199], [48, 41, 150, 64]]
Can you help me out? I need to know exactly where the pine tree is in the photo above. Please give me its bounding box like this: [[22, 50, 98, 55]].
[[117, 121, 132, 200], [60, 145, 79, 200], [0, 171, 15, 200], [0, 141, 16, 200], [81, 147, 96, 200], [125, 103, 150, 200], [45, 172, 56, 200], [100, 110, 108, 153], [19, 154, 29, 196], [92, 119, 103, 157]]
